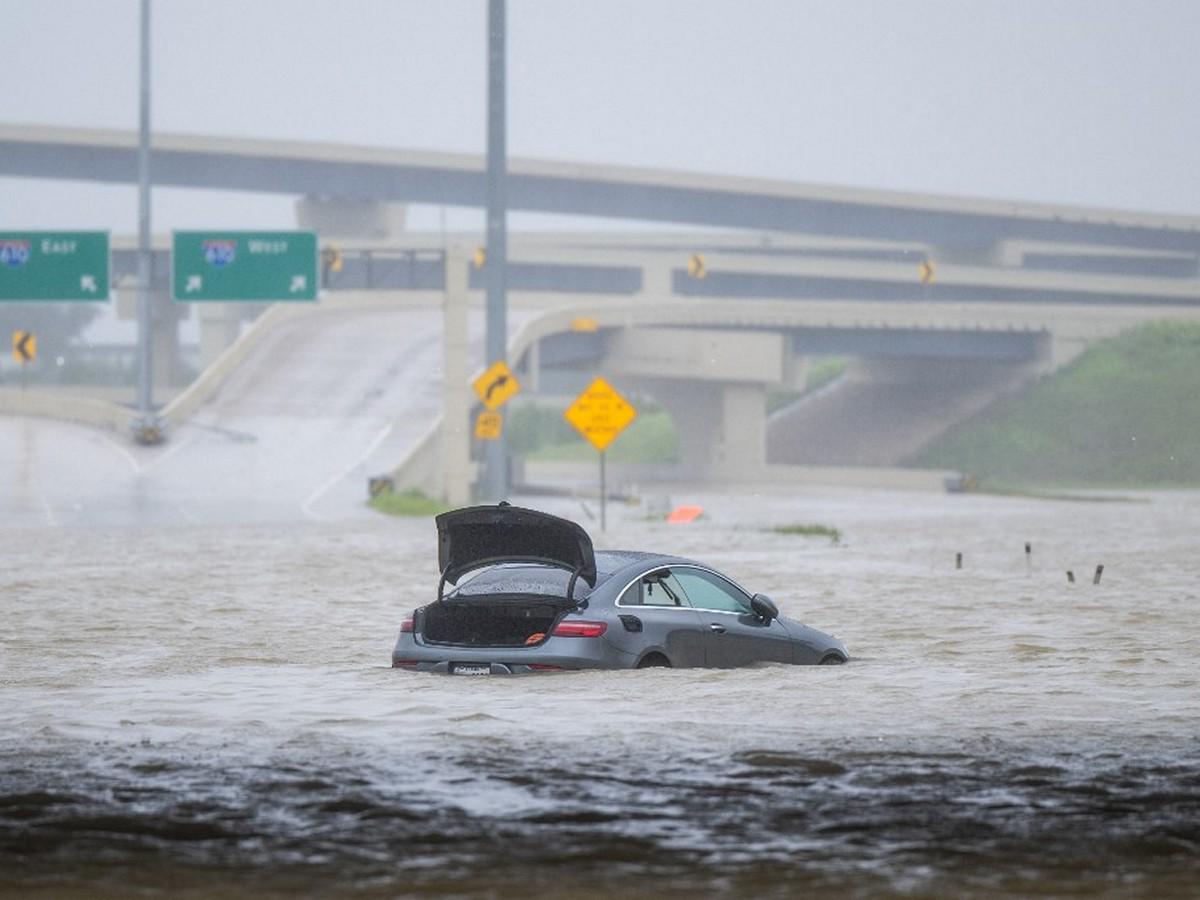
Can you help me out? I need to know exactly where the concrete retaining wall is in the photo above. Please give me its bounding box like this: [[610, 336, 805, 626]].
[[0, 388, 131, 432]]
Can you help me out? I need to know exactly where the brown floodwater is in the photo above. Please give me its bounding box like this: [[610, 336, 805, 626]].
[[2, 486, 1199, 897]]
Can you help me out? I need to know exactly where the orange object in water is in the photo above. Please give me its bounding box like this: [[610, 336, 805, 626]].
[[666, 505, 704, 524], [525, 632, 546, 645]]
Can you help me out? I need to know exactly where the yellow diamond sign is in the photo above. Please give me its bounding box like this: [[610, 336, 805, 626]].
[[473, 360, 520, 410], [564, 377, 638, 452]]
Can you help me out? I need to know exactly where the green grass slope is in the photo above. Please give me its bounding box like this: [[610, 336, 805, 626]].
[[910, 322, 1200, 487]]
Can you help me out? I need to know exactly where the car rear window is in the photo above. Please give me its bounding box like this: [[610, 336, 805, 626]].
[[450, 564, 604, 600]]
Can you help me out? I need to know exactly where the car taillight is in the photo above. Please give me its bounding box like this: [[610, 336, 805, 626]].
[[400, 618, 414, 633], [392, 660, 418, 667], [528, 664, 564, 671], [551, 620, 607, 638]]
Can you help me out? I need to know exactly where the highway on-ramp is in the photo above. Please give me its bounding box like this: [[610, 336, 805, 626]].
[[1, 300, 457, 528]]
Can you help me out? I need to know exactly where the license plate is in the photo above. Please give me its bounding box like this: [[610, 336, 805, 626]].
[[452, 664, 491, 676]]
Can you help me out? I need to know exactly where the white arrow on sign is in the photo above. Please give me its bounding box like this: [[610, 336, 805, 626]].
[[185, 275, 203, 293], [289, 275, 307, 293], [80, 274, 98, 293]]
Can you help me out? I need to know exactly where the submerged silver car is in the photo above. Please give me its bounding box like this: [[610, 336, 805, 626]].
[[392, 503, 848, 674]]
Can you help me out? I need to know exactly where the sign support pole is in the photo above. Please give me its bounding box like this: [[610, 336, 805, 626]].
[[134, 0, 158, 440], [600, 449, 607, 532], [481, 0, 508, 501]]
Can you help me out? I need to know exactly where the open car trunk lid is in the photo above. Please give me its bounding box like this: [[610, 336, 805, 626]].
[[436, 504, 597, 590]]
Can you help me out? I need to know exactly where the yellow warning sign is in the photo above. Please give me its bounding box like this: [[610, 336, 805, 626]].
[[919, 259, 935, 285], [473, 360, 520, 410], [687, 254, 707, 279], [12, 330, 35, 364], [564, 377, 638, 452], [475, 410, 503, 440]]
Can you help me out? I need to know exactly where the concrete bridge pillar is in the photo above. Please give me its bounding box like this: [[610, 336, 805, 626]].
[[640, 379, 767, 480], [196, 304, 243, 372], [294, 196, 407, 239], [118, 286, 183, 389], [600, 326, 782, 479], [151, 290, 180, 386], [441, 246, 472, 507]]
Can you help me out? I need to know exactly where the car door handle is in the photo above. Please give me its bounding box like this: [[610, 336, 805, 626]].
[[709, 623, 726, 634]]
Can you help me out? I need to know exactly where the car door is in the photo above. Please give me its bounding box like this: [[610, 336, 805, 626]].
[[670, 567, 796, 667], [611, 569, 707, 667]]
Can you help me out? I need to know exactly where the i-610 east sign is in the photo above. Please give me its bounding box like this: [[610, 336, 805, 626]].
[[172, 231, 318, 301], [0, 232, 110, 301]]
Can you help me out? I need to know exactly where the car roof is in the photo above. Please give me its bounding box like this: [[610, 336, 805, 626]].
[[450, 551, 694, 599], [595, 550, 663, 575]]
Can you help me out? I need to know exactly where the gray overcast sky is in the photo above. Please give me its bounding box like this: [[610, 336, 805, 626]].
[[2, 0, 1199, 234]]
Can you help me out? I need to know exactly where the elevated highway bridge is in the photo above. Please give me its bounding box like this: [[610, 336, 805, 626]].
[[4, 124, 1200, 495], [5, 123, 1200, 263]]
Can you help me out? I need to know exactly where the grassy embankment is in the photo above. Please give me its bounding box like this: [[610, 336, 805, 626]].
[[910, 321, 1200, 488], [369, 489, 447, 517]]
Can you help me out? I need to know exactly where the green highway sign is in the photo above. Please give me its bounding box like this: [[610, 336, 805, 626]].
[[0, 231, 110, 302], [172, 231, 318, 301]]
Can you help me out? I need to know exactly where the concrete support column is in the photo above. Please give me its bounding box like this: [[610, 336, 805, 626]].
[[716, 383, 767, 477], [651, 382, 717, 477], [197, 304, 244, 372], [524, 338, 540, 393], [119, 286, 182, 390], [442, 247, 472, 507], [646, 379, 767, 480], [294, 196, 407, 239], [640, 261, 672, 299], [151, 290, 178, 387]]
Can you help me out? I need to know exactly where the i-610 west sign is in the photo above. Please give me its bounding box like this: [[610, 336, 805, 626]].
[[172, 231, 317, 301]]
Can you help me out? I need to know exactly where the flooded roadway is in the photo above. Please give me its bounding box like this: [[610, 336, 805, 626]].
[[3, 484, 1199, 897], [2, 301, 1198, 896]]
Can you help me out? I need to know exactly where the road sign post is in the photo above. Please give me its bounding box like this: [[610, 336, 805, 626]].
[[134, 0, 158, 443], [0, 232, 110, 301], [482, 0, 509, 502], [171, 231, 318, 301], [564, 377, 638, 530]]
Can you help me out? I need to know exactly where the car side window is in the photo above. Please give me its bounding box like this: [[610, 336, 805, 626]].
[[619, 571, 692, 607], [672, 569, 752, 614]]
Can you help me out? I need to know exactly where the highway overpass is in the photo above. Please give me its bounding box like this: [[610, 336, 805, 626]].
[[5, 123, 1200, 269], [6, 123, 1200, 492]]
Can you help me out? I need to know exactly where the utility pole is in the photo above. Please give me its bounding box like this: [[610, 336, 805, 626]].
[[133, 0, 161, 443], [481, 0, 508, 500]]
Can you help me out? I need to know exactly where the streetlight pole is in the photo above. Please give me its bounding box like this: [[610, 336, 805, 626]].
[[481, 0, 508, 500], [133, 0, 159, 442]]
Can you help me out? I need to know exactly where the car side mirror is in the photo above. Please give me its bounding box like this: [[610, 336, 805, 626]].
[[750, 593, 778, 622]]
